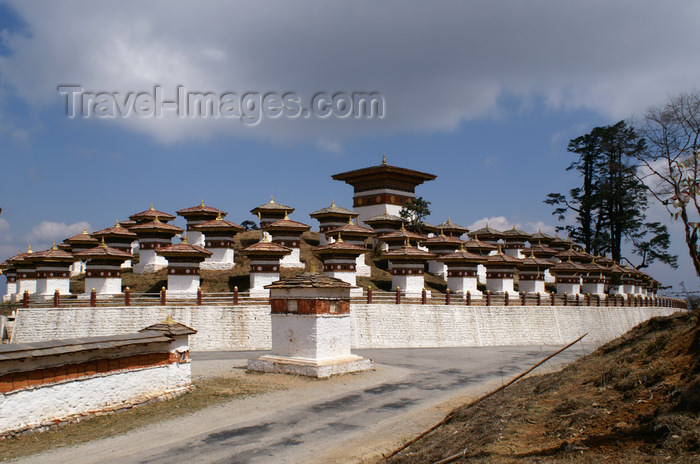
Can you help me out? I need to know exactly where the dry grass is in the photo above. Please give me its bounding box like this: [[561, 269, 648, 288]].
[[385, 312, 700, 463], [0, 373, 282, 462]]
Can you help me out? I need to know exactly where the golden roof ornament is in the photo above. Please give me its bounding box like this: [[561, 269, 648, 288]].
[[439, 228, 445, 237], [337, 233, 344, 243], [400, 222, 406, 231], [164, 314, 174, 324], [200, 198, 205, 207], [347, 216, 354, 225], [216, 212, 223, 221], [100, 237, 107, 247], [182, 234, 188, 244], [51, 241, 57, 250], [331, 199, 335, 207], [269, 195, 275, 204], [82, 226, 88, 235], [284, 211, 289, 220], [154, 215, 161, 223], [382, 154, 387, 165], [115, 219, 120, 227], [257, 211, 262, 220], [404, 237, 410, 247], [309, 261, 317, 273], [150, 203, 155, 211], [27, 244, 33, 254]]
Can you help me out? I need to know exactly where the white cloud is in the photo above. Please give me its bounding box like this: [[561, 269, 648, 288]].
[[1, 1, 699, 147], [25, 221, 91, 247]]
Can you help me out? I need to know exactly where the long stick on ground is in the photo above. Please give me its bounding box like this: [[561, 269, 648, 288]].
[[384, 332, 589, 461]]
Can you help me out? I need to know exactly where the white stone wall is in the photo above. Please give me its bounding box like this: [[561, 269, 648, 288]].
[[167, 274, 200, 296], [11, 304, 678, 351], [201, 248, 235, 270], [11, 306, 271, 351], [17, 278, 36, 297], [0, 363, 191, 435], [270, 314, 351, 360], [447, 276, 480, 297], [82, 277, 122, 297], [355, 203, 403, 227], [3, 282, 17, 302], [519, 279, 546, 294], [35, 278, 71, 299], [133, 250, 168, 275]]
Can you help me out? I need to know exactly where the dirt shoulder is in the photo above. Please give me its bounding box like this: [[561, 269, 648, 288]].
[[384, 311, 700, 463]]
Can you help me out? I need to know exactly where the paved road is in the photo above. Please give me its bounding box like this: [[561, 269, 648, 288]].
[[19, 344, 591, 464]]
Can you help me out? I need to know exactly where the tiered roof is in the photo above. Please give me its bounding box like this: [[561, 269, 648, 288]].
[[250, 196, 294, 215], [309, 200, 358, 219], [176, 200, 227, 219], [129, 204, 176, 223], [435, 217, 469, 237]]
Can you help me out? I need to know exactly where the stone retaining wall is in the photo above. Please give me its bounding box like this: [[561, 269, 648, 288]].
[[11, 304, 680, 351]]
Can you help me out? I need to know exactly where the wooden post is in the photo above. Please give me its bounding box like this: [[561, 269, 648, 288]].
[[585, 293, 590, 306], [445, 289, 450, 306], [22, 290, 29, 308], [466, 290, 471, 306], [53, 289, 60, 308], [596, 294, 600, 307], [421, 288, 427, 304], [395, 287, 401, 305], [197, 287, 202, 305], [367, 287, 373, 304], [486, 290, 491, 306], [124, 287, 131, 306], [90, 288, 97, 307], [233, 286, 239, 305], [605, 294, 609, 307], [563, 292, 567, 306], [504, 292, 509, 306], [550, 292, 555, 306], [520, 291, 526, 305], [160, 287, 166, 306], [536, 292, 541, 306], [575, 293, 580, 306]]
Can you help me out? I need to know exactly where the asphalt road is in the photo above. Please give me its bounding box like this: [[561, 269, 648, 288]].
[[17, 344, 591, 464]]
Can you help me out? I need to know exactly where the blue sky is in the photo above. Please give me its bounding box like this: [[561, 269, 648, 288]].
[[1, 1, 699, 295]]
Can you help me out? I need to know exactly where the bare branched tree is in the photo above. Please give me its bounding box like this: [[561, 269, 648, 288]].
[[636, 91, 700, 276]]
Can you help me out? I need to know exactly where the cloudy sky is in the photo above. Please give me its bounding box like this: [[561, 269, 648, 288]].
[[0, 0, 699, 294]]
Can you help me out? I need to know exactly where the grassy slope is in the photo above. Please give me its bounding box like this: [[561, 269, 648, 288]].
[[385, 311, 700, 463]]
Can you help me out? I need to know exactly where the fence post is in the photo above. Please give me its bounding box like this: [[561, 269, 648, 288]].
[[596, 294, 600, 307], [520, 291, 526, 305], [53, 289, 60, 308], [124, 287, 131, 306], [504, 292, 509, 306], [160, 287, 166, 306], [486, 290, 491, 306], [90, 288, 97, 307], [563, 292, 567, 306], [367, 287, 372, 304], [536, 292, 541, 306], [445, 289, 450, 306], [585, 294, 590, 306], [605, 294, 609, 307], [22, 290, 29, 308], [197, 287, 202, 305], [550, 292, 555, 306], [466, 290, 471, 306], [575, 293, 580, 306], [233, 286, 239, 305], [422, 288, 427, 305], [395, 287, 401, 304]]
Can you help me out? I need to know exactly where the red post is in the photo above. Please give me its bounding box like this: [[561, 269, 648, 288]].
[[422, 288, 427, 305], [53, 289, 60, 308], [575, 293, 580, 306], [466, 290, 471, 306], [504, 292, 509, 306], [197, 287, 202, 305], [520, 291, 526, 305], [605, 294, 609, 307], [563, 292, 568, 306], [22, 290, 29, 308], [232, 286, 239, 305], [395, 287, 401, 304], [90, 288, 97, 307], [536, 292, 541, 306], [367, 287, 373, 304], [596, 294, 600, 307], [445, 289, 450, 306], [486, 290, 491, 306], [160, 287, 166, 306], [550, 292, 555, 306], [124, 287, 131, 306]]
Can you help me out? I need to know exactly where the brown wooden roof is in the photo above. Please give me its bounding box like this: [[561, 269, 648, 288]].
[[265, 273, 352, 289], [242, 240, 292, 256], [250, 196, 294, 215], [332, 159, 436, 192], [193, 217, 245, 233], [129, 220, 184, 235], [73, 245, 133, 260], [92, 222, 137, 238], [156, 242, 212, 258], [129, 207, 176, 222], [309, 201, 358, 219], [263, 218, 311, 232]]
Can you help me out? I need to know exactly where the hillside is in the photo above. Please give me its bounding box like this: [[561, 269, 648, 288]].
[[384, 311, 699, 463]]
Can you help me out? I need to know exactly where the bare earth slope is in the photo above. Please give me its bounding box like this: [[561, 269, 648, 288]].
[[385, 311, 699, 464]]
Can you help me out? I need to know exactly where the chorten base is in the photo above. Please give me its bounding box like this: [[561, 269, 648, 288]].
[[247, 354, 373, 379]]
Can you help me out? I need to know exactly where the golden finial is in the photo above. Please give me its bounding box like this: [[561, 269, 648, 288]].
[[400, 222, 406, 231], [82, 226, 88, 235], [459, 242, 465, 252], [200, 198, 205, 207], [331, 199, 335, 207], [164, 314, 174, 324], [257, 211, 262, 220], [347, 216, 354, 225], [284, 211, 289, 220], [270, 195, 275, 204], [439, 228, 445, 237], [404, 237, 410, 247], [150, 203, 155, 211], [154, 215, 161, 223], [216, 212, 223, 221], [100, 237, 106, 247], [51, 241, 57, 250], [384, 205, 389, 214], [309, 261, 317, 273], [115, 219, 120, 227], [27, 244, 33, 254], [16, 250, 20, 256], [337, 233, 344, 243], [497, 245, 503, 254], [182, 234, 188, 244], [382, 154, 387, 165]]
